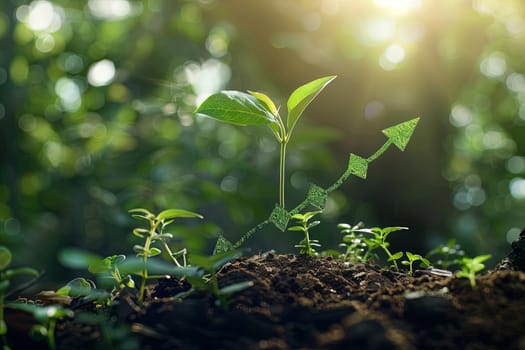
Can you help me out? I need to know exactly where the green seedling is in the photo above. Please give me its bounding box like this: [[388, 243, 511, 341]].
[[425, 239, 465, 270], [129, 208, 203, 304], [353, 226, 408, 270], [455, 254, 491, 287], [88, 255, 135, 292], [401, 251, 430, 275], [0, 246, 39, 350], [6, 303, 73, 350], [288, 211, 322, 256], [337, 222, 367, 263], [195, 75, 336, 209], [56, 277, 111, 306], [173, 251, 253, 308]]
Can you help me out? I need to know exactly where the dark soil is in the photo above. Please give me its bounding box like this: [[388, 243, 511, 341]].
[[5, 230, 525, 350]]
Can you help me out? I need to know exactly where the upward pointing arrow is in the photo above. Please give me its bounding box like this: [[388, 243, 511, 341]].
[[382, 117, 419, 151], [213, 117, 420, 254]]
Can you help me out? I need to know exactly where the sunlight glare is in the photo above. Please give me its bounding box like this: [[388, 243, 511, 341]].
[[16, 1, 63, 33], [88, 0, 132, 19], [87, 59, 116, 87], [373, 0, 421, 15], [379, 44, 405, 70], [509, 177, 525, 199], [480, 52, 506, 79]]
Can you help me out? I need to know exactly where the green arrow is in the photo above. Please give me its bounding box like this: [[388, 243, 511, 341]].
[[381, 117, 419, 152], [213, 117, 420, 254]]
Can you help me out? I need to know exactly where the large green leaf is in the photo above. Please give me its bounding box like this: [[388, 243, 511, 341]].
[[286, 75, 336, 135], [195, 91, 278, 126]]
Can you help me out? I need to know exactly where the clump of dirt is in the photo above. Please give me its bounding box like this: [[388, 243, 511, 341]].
[[5, 248, 525, 350], [7, 227, 525, 350]]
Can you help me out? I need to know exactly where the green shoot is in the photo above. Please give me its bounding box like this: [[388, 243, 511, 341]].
[[425, 239, 465, 270], [129, 208, 202, 304], [456, 254, 491, 287], [337, 222, 367, 263], [195, 76, 336, 208], [401, 251, 430, 275], [6, 303, 73, 350], [288, 211, 322, 256], [355, 226, 408, 270], [0, 246, 39, 349], [87, 255, 135, 296], [174, 252, 253, 308]]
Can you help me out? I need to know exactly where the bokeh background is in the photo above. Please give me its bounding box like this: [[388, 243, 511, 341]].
[[1, 0, 524, 285]]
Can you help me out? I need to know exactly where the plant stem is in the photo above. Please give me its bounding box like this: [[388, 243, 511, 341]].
[[304, 227, 312, 255], [279, 140, 287, 208], [383, 247, 399, 271], [47, 319, 57, 350], [161, 241, 183, 267], [138, 225, 155, 304]]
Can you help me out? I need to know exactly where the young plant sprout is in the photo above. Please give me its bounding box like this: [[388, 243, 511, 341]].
[[337, 222, 367, 263], [0, 246, 39, 349], [288, 211, 322, 256], [338, 225, 407, 270], [8, 303, 74, 350], [425, 239, 465, 270], [88, 255, 135, 293], [456, 254, 491, 287], [195, 76, 336, 209], [129, 208, 203, 304], [401, 251, 430, 275]]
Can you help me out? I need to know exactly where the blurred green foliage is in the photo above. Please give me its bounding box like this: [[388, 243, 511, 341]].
[[0, 0, 524, 284]]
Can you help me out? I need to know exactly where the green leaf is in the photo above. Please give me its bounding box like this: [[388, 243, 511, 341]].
[[218, 281, 254, 295], [106, 254, 126, 266], [56, 277, 94, 297], [248, 91, 278, 115], [389, 251, 404, 260], [307, 221, 321, 229], [58, 248, 102, 270], [195, 91, 278, 126], [149, 247, 162, 257], [156, 209, 203, 221], [0, 246, 12, 270], [286, 75, 336, 135], [133, 245, 146, 255], [287, 226, 305, 232], [3, 267, 39, 279], [132, 228, 148, 238], [129, 208, 155, 220]]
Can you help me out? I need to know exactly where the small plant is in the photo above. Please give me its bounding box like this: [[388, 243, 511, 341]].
[[0, 246, 39, 349], [173, 251, 253, 308], [346, 225, 407, 270], [456, 254, 491, 287], [195, 76, 336, 209], [88, 255, 136, 293], [425, 239, 465, 270], [337, 222, 367, 263], [401, 251, 430, 275], [7, 303, 73, 350], [129, 208, 203, 304], [288, 211, 322, 256]]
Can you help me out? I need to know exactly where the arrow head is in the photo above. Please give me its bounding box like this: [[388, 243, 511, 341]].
[[382, 117, 419, 151], [213, 234, 235, 255]]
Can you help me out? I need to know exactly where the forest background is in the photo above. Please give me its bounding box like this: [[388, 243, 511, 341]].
[[1, 0, 524, 285]]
